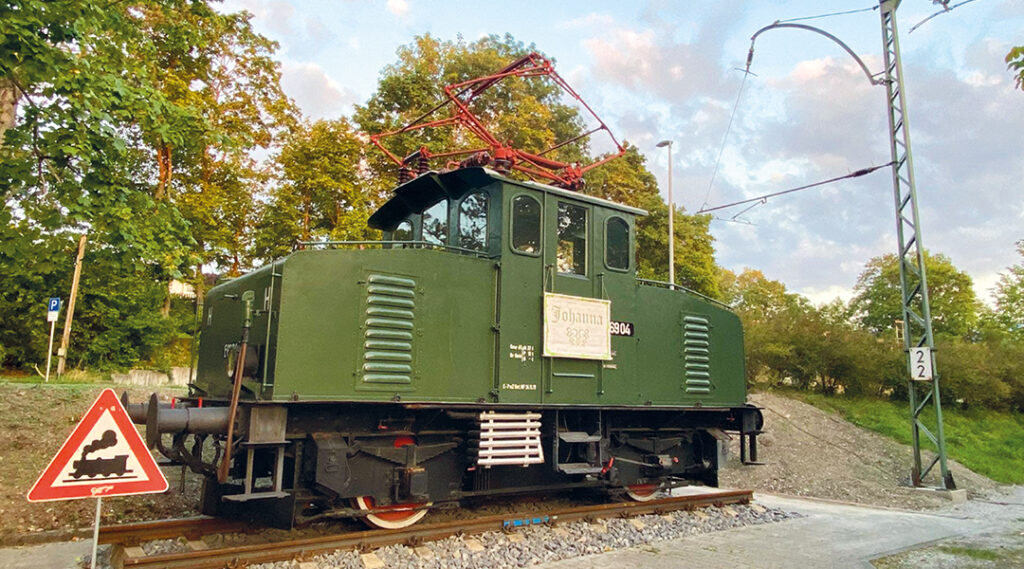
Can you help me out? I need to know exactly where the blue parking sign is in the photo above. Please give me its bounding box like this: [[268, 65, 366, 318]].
[[48, 297, 61, 312]]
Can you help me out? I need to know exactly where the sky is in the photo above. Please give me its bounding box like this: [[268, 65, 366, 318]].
[[222, 0, 1023, 306]]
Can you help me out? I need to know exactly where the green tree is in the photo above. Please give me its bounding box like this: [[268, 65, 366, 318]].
[[849, 252, 979, 339], [0, 1, 291, 369], [991, 240, 1024, 341], [935, 339, 1013, 410], [726, 269, 807, 385], [726, 269, 904, 396], [1, 1, 198, 368], [256, 119, 372, 259], [1007, 46, 1024, 91], [355, 34, 586, 189], [121, 3, 298, 278], [729, 269, 809, 319]]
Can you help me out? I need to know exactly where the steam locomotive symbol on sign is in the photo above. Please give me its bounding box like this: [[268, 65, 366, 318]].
[[69, 430, 133, 479]]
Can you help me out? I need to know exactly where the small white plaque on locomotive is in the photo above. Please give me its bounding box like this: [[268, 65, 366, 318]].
[[610, 320, 634, 337]]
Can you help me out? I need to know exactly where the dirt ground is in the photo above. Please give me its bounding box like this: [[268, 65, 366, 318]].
[[720, 392, 999, 510], [0, 384, 1002, 545], [0, 383, 198, 543]]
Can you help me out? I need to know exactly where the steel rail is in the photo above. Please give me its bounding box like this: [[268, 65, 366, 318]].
[[97, 516, 250, 545], [110, 489, 753, 569]]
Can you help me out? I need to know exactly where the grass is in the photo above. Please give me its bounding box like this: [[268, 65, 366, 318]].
[[790, 391, 1024, 484], [1, 368, 112, 385], [873, 542, 1024, 568], [938, 546, 1001, 561]]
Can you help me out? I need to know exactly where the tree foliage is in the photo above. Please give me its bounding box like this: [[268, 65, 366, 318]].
[[991, 240, 1024, 341], [1007, 46, 1024, 91], [355, 33, 587, 188], [0, 0, 291, 369], [123, 3, 298, 276], [731, 268, 910, 399], [849, 252, 979, 339], [255, 118, 373, 259]]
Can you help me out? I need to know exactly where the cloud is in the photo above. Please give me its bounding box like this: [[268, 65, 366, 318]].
[[228, 0, 295, 37], [386, 0, 409, 17], [280, 62, 357, 119], [583, 26, 734, 102], [762, 55, 886, 166], [801, 284, 856, 306], [583, 28, 660, 88], [703, 32, 1024, 307]]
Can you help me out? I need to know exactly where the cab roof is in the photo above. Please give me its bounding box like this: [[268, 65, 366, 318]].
[[367, 167, 647, 232]]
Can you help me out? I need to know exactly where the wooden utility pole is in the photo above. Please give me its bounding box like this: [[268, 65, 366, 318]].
[[0, 78, 17, 146], [56, 235, 87, 376]]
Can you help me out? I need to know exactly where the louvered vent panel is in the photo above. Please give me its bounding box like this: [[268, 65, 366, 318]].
[[683, 315, 712, 394], [362, 274, 416, 384]]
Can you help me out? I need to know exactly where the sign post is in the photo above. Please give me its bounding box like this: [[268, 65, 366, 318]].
[[27, 389, 168, 568], [45, 298, 60, 382]]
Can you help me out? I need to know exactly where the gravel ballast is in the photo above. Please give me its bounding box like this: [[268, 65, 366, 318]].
[[250, 502, 796, 569]]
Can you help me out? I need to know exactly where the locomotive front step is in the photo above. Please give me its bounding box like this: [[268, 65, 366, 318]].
[[557, 462, 604, 475], [557, 431, 602, 443]]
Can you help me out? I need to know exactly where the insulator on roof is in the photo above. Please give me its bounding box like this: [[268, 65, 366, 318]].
[[459, 152, 491, 169]]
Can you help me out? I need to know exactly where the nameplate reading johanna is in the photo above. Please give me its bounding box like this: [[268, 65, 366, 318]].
[[543, 293, 611, 360]]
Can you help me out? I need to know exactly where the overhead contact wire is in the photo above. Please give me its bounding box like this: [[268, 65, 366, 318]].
[[777, 5, 879, 23], [909, 0, 979, 33], [703, 70, 750, 211], [698, 162, 894, 215]]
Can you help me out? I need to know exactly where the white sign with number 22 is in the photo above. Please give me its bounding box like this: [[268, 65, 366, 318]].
[[909, 347, 933, 381]]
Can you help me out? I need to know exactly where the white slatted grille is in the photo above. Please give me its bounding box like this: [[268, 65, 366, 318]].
[[474, 411, 544, 467]]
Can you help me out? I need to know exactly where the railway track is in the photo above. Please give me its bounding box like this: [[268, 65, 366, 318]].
[[98, 516, 250, 545], [108, 488, 753, 569]]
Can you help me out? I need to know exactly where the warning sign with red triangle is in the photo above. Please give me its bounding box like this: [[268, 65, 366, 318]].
[[27, 388, 168, 502]]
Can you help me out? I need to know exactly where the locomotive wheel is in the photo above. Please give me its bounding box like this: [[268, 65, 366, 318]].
[[352, 496, 430, 529], [352, 435, 431, 529], [624, 482, 663, 502]]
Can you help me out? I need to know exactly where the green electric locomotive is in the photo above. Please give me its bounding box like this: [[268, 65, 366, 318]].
[[130, 166, 763, 529]]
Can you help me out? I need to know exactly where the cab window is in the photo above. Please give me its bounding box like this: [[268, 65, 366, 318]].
[[557, 202, 587, 275], [511, 195, 541, 254], [605, 217, 629, 270], [393, 220, 413, 241], [458, 192, 489, 250], [422, 199, 448, 245]]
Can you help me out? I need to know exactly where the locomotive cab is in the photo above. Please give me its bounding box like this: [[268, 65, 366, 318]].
[[368, 167, 648, 405]]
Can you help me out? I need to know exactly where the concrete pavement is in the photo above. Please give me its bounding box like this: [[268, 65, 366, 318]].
[[0, 539, 93, 569], [534, 493, 1004, 569]]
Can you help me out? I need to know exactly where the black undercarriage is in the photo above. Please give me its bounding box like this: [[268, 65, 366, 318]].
[[149, 401, 763, 529]]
